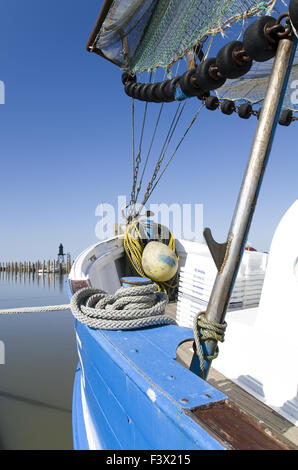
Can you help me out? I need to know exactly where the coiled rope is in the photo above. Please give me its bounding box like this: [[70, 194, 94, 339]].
[[70, 283, 174, 330], [193, 311, 227, 378], [0, 284, 174, 331]]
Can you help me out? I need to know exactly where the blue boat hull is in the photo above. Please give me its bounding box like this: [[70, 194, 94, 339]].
[[71, 312, 228, 450], [72, 365, 91, 450], [67, 274, 293, 451]]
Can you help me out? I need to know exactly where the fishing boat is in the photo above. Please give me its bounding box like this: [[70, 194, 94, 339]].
[[67, 0, 298, 450]]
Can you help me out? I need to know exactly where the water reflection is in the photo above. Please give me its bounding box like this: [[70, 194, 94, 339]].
[[0, 269, 66, 292], [0, 271, 77, 450]]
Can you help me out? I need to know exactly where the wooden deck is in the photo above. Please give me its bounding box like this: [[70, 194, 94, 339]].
[[165, 301, 298, 449]]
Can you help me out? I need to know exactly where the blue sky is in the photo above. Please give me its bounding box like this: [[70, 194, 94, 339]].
[[0, 0, 297, 262]]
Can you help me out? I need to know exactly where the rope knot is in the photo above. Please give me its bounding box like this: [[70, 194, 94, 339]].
[[193, 311, 227, 378]]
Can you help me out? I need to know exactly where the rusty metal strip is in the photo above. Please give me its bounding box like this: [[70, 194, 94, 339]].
[[187, 400, 294, 450]]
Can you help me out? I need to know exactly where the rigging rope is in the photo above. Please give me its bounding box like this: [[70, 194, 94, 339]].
[[142, 104, 204, 205], [129, 72, 153, 221], [140, 101, 186, 209], [128, 81, 205, 220], [135, 103, 164, 204]]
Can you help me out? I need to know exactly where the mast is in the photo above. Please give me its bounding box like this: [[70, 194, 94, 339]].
[[199, 35, 297, 379]]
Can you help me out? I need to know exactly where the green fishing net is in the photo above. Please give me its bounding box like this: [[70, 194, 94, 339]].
[[91, 0, 298, 111], [93, 0, 277, 73]]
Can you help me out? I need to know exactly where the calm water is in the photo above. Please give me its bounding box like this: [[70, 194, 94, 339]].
[[0, 271, 78, 450]]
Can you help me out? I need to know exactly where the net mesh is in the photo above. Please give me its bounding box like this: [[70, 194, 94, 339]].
[[93, 0, 277, 73], [92, 0, 298, 112], [216, 50, 298, 111]]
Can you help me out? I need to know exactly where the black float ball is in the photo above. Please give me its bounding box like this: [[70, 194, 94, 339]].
[[221, 99, 236, 115], [163, 77, 180, 101], [194, 58, 226, 91], [154, 81, 173, 102], [124, 82, 136, 97], [216, 41, 253, 79], [279, 109, 293, 126], [238, 103, 253, 119], [138, 84, 150, 101], [179, 69, 203, 97], [205, 96, 219, 111], [145, 83, 162, 103], [131, 83, 146, 101], [243, 16, 278, 62]]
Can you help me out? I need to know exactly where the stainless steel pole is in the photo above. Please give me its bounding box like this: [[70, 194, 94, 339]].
[[202, 36, 297, 377]]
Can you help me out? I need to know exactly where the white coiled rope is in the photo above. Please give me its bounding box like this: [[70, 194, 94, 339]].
[[70, 284, 174, 330]]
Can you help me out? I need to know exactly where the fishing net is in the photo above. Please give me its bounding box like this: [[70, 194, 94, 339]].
[[92, 0, 277, 73], [216, 50, 298, 111], [90, 1, 298, 111]]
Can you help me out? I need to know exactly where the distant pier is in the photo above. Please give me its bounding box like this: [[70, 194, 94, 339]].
[[0, 259, 72, 275]]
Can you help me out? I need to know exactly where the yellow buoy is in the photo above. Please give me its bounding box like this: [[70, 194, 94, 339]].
[[142, 241, 178, 282]]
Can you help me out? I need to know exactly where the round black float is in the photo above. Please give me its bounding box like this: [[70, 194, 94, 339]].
[[243, 16, 278, 62], [153, 82, 171, 102], [164, 77, 180, 101], [131, 83, 147, 101], [216, 41, 253, 79], [279, 109, 293, 126], [194, 58, 226, 91], [138, 84, 150, 101], [124, 81, 136, 97], [221, 99, 236, 115], [238, 103, 253, 119], [146, 83, 163, 103], [179, 69, 203, 97], [205, 96, 219, 110]]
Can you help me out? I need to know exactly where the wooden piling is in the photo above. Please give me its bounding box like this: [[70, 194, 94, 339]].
[[0, 259, 71, 276]]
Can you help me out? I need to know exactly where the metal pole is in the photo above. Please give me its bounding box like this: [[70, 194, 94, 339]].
[[201, 36, 297, 378]]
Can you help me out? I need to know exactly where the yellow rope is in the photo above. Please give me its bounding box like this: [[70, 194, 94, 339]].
[[123, 220, 179, 294]]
